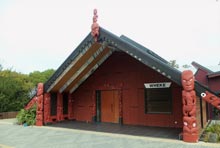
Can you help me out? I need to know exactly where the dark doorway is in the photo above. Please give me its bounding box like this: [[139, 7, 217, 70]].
[[50, 93, 57, 116], [63, 93, 68, 115]]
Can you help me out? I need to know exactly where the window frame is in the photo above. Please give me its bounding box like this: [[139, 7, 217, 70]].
[[144, 87, 173, 114]]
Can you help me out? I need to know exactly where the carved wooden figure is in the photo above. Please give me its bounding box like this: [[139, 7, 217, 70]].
[[181, 70, 198, 142], [36, 83, 44, 126], [183, 116, 198, 134], [37, 83, 44, 96], [91, 9, 99, 41]]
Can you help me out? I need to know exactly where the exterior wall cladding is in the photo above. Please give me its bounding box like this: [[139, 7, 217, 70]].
[[71, 51, 183, 128], [194, 70, 209, 86], [209, 77, 220, 92]]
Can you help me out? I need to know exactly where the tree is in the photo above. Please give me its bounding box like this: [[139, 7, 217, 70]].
[[182, 64, 191, 68], [28, 69, 55, 86], [0, 70, 32, 112], [0, 67, 55, 112], [169, 60, 179, 69]]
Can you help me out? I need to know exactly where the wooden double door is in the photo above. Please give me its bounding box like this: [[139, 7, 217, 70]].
[[100, 90, 119, 123]]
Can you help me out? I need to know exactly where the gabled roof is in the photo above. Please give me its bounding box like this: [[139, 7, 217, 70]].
[[192, 61, 213, 73], [192, 61, 220, 78], [44, 27, 218, 96], [208, 71, 220, 78]]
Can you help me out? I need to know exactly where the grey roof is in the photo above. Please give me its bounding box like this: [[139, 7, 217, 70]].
[[44, 27, 218, 97], [192, 61, 213, 73], [208, 71, 220, 78]]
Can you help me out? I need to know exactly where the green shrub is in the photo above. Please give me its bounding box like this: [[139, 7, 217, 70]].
[[205, 123, 220, 142], [16, 105, 36, 126]]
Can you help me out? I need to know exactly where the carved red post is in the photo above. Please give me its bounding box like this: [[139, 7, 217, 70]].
[[68, 94, 74, 120], [182, 70, 198, 142], [57, 93, 63, 121], [43, 93, 51, 124], [36, 83, 44, 126], [91, 9, 99, 42]]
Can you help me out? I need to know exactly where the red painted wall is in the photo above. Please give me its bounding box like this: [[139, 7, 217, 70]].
[[194, 69, 209, 86], [71, 51, 183, 128], [208, 77, 220, 92]]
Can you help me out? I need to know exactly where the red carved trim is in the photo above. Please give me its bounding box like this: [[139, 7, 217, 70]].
[[182, 70, 198, 142], [37, 83, 44, 96], [91, 9, 99, 42], [43, 93, 51, 124], [36, 83, 44, 126], [25, 96, 37, 110], [201, 91, 220, 110], [36, 95, 43, 126]]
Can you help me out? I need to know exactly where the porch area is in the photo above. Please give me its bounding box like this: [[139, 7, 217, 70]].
[[48, 120, 182, 140]]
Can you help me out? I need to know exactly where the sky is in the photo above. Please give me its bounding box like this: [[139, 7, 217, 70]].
[[0, 0, 220, 74]]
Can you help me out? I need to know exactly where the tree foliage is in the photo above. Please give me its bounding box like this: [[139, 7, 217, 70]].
[[0, 65, 55, 112], [28, 69, 55, 86], [169, 60, 192, 69], [169, 60, 179, 69]]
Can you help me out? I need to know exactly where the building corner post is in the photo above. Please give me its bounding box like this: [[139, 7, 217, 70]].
[[36, 83, 44, 126], [43, 93, 51, 124], [182, 70, 199, 142]]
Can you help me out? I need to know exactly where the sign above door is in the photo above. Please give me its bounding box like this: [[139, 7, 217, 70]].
[[144, 82, 171, 89]]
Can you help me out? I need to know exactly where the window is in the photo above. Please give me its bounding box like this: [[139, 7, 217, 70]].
[[50, 93, 57, 116], [145, 88, 172, 113]]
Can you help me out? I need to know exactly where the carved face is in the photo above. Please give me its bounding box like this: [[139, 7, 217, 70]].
[[182, 70, 195, 91], [183, 116, 197, 129], [37, 83, 44, 96]]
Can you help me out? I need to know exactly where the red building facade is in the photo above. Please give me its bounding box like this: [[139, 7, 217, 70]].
[[25, 24, 219, 143], [69, 51, 183, 127]]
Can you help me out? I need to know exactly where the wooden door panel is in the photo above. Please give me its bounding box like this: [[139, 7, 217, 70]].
[[101, 91, 113, 122], [101, 90, 119, 123]]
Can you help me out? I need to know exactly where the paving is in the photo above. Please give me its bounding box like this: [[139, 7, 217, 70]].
[[0, 119, 219, 148]]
